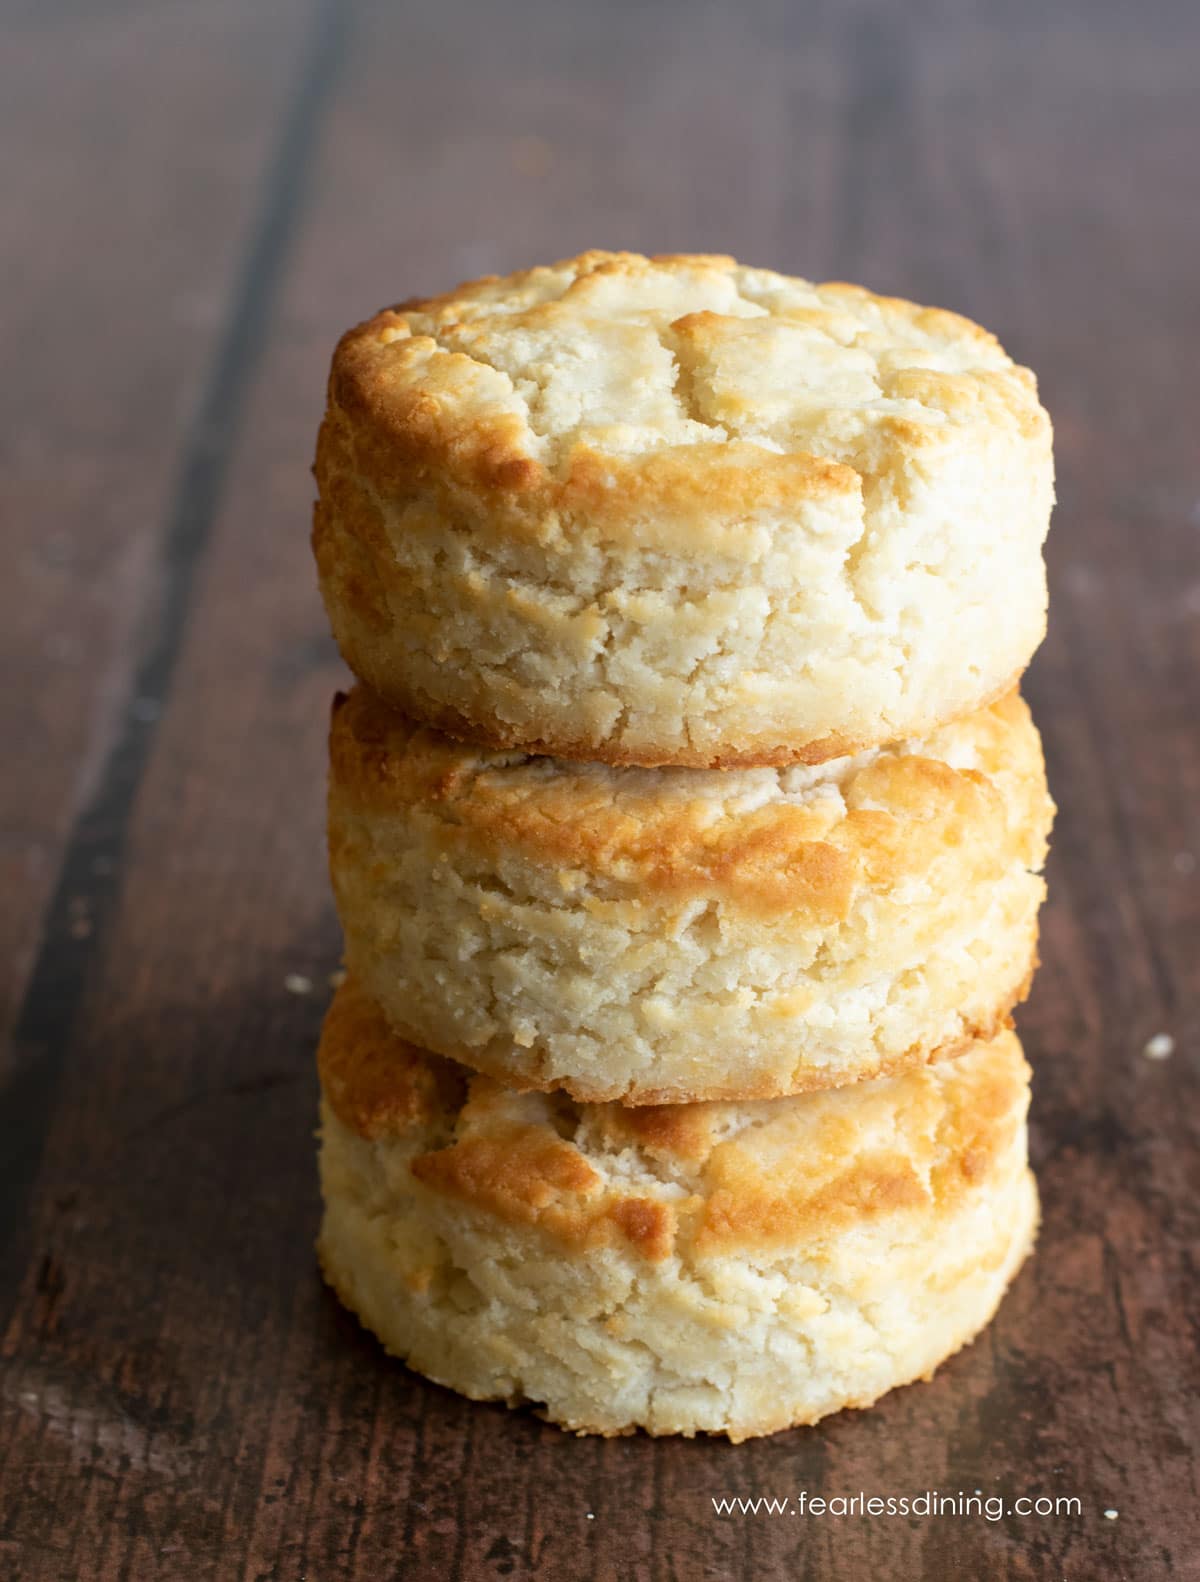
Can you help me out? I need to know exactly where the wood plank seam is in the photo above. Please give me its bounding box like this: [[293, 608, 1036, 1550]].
[[0, 0, 348, 1319]]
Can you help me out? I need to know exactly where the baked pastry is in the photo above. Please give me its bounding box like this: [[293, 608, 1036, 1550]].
[[313, 250, 1054, 768], [328, 685, 1052, 1103], [317, 979, 1038, 1440]]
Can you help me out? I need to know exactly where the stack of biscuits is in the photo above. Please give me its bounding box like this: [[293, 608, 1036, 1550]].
[[310, 251, 1054, 1440]]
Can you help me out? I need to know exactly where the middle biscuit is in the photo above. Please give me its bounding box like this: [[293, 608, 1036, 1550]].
[[329, 686, 1052, 1104]]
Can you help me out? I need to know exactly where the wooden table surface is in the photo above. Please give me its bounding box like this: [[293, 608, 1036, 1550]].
[[3, 0, 1198, 1577]]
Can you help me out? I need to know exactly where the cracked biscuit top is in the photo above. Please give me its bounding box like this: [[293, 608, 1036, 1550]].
[[314, 250, 1054, 766], [327, 249, 1044, 506]]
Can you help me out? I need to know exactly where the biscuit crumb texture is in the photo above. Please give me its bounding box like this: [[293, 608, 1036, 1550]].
[[314, 250, 1054, 766], [316, 982, 1038, 1439], [329, 687, 1053, 1102]]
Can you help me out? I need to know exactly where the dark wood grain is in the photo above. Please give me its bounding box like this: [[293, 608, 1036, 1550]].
[[0, 0, 321, 1041], [2, 0, 1197, 1578]]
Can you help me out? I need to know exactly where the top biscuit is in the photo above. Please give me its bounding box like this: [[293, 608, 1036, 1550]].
[[314, 251, 1053, 767]]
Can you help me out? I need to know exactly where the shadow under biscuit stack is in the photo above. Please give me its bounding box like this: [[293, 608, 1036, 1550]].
[[309, 251, 1055, 1440]]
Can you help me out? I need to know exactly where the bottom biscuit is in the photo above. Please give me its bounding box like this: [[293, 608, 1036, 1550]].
[[316, 978, 1037, 1440]]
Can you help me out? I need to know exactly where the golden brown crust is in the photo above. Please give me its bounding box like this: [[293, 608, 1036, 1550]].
[[318, 979, 1031, 1263], [411, 1124, 677, 1262], [329, 683, 1045, 923], [324, 251, 1048, 527], [316, 977, 467, 1139]]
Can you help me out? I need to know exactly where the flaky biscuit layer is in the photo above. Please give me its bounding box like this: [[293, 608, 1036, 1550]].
[[317, 982, 1037, 1439], [329, 686, 1052, 1102], [314, 250, 1053, 766]]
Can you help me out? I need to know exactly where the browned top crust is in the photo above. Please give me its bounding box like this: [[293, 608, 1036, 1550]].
[[329, 684, 1051, 922], [319, 979, 1031, 1263], [321, 252, 1048, 543], [317, 974, 467, 1139]]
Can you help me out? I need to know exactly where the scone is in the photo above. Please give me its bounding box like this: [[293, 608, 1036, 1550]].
[[328, 684, 1052, 1103], [313, 249, 1054, 768], [317, 979, 1038, 1440]]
